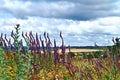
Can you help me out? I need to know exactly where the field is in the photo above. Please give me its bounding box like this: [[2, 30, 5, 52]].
[[61, 48, 100, 52], [0, 25, 120, 80]]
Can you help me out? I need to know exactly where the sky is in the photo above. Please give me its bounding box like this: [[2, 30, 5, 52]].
[[0, 0, 120, 46]]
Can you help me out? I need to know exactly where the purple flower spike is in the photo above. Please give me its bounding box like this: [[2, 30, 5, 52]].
[[60, 32, 63, 40], [22, 31, 25, 39], [0, 33, 3, 46], [54, 39, 59, 64], [36, 33, 40, 45], [60, 32, 66, 63], [36, 32, 41, 57], [11, 30, 15, 40], [54, 39, 57, 67], [22, 32, 28, 46], [11, 30, 14, 37], [0, 40, 2, 46], [8, 38, 13, 50], [87, 73, 94, 80], [39, 35, 42, 41], [67, 53, 71, 64], [5, 34, 11, 49], [25, 32, 30, 45], [25, 32, 29, 39], [2, 39, 7, 50], [44, 32, 47, 42], [44, 32, 46, 37], [112, 37, 115, 44], [41, 40, 46, 57], [61, 45, 66, 54], [1, 33, 3, 38], [60, 32, 65, 53], [47, 33, 52, 45], [97, 61, 104, 69], [46, 33, 52, 56], [44, 32, 48, 51], [5, 34, 9, 43]]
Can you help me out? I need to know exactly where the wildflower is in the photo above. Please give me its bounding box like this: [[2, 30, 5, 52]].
[[47, 71, 54, 78], [54, 39, 59, 65], [44, 32, 47, 44], [55, 74, 59, 80], [41, 40, 46, 57], [7, 66, 12, 70], [60, 32, 66, 63]]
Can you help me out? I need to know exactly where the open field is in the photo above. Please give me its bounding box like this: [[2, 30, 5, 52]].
[[40, 48, 102, 54], [0, 25, 120, 80], [61, 48, 101, 53]]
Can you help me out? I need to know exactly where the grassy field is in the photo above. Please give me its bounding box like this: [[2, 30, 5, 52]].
[[0, 25, 120, 80], [61, 48, 100, 52], [40, 48, 100, 54]]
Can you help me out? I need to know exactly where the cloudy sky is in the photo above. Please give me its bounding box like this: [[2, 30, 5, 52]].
[[0, 0, 120, 46]]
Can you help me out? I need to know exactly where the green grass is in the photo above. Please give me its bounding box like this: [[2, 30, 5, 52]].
[[0, 24, 120, 80]]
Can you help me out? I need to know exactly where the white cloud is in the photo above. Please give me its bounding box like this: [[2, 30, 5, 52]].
[[0, 16, 120, 46]]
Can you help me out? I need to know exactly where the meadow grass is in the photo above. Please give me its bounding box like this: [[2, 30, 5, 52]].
[[0, 24, 120, 80]]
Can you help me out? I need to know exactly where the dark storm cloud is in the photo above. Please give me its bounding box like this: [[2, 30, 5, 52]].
[[0, 0, 120, 20]]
